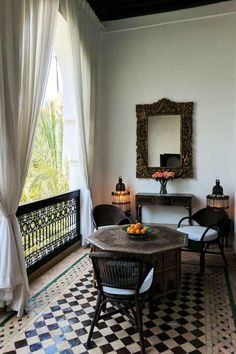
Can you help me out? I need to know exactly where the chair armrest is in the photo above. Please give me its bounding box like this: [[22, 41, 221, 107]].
[[200, 224, 220, 242], [117, 217, 132, 225], [177, 216, 194, 228]]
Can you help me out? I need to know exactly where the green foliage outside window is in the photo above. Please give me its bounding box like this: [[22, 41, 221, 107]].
[[21, 95, 69, 204]]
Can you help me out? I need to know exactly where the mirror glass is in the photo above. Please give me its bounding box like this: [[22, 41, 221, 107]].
[[148, 114, 181, 167], [136, 98, 193, 178]]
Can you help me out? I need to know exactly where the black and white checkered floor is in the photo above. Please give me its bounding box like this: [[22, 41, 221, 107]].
[[1, 254, 236, 353]]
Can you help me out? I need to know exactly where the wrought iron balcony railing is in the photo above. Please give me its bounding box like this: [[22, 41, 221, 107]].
[[17, 190, 80, 274]]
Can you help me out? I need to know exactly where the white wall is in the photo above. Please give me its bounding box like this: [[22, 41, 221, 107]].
[[93, 7, 236, 226]]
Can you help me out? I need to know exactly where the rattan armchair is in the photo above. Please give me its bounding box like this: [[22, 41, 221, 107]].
[[92, 204, 131, 230], [86, 252, 155, 354], [177, 207, 227, 273]]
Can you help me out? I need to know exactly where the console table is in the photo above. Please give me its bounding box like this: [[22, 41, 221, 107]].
[[135, 193, 193, 221]]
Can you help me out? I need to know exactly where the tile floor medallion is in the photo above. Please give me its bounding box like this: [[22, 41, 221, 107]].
[[0, 254, 236, 354]]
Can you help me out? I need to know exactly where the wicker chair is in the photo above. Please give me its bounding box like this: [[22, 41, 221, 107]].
[[92, 204, 131, 230], [177, 207, 228, 273], [86, 252, 155, 354]]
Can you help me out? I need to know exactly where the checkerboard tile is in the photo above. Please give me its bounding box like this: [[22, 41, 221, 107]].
[[1, 255, 236, 354], [0, 254, 91, 349]]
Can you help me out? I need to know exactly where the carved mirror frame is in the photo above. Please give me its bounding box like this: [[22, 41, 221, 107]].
[[136, 98, 193, 178]]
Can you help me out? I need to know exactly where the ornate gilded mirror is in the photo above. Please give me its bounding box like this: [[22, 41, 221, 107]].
[[136, 98, 193, 178]]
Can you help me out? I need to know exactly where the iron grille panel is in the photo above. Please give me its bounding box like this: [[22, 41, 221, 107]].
[[17, 190, 80, 274]]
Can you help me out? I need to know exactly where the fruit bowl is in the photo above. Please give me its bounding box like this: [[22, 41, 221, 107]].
[[122, 225, 153, 239]]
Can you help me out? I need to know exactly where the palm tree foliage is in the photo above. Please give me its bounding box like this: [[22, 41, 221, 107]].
[[21, 95, 69, 203]]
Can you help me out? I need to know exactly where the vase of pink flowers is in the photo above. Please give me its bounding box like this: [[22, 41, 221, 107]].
[[152, 171, 175, 194]]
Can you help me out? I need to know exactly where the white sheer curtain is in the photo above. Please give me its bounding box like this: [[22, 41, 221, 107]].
[[60, 0, 101, 246], [0, 0, 59, 316]]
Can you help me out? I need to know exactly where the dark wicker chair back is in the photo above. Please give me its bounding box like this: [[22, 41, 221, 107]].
[[87, 252, 154, 354], [191, 207, 227, 227], [92, 204, 131, 229], [91, 252, 152, 292]]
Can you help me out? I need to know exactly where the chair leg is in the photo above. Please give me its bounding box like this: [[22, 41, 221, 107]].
[[148, 282, 156, 314], [217, 240, 228, 268], [221, 234, 225, 249], [101, 294, 107, 312], [200, 251, 205, 274], [135, 298, 146, 354], [148, 296, 155, 314], [86, 292, 103, 347]]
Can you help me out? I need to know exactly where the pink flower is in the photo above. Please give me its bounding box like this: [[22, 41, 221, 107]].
[[152, 170, 175, 180], [166, 171, 175, 178], [152, 171, 164, 178]]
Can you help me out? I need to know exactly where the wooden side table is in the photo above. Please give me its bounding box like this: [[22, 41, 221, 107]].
[[135, 193, 193, 222]]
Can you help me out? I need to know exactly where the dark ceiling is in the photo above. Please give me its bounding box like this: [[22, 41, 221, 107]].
[[87, 0, 231, 22]]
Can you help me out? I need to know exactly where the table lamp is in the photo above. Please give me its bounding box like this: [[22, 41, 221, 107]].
[[111, 177, 131, 215], [206, 179, 229, 210]]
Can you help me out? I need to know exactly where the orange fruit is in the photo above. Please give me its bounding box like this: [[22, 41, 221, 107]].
[[135, 229, 141, 234], [129, 228, 135, 234], [134, 222, 142, 230], [141, 228, 147, 234]]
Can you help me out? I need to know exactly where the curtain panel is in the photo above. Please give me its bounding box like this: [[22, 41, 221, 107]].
[[60, 0, 102, 246], [0, 0, 59, 316]]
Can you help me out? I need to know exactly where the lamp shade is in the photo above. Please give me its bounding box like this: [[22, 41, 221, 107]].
[[111, 177, 131, 214], [206, 179, 229, 210], [206, 195, 229, 209]]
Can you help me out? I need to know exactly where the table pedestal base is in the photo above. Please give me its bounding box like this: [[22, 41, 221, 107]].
[[152, 249, 180, 297]]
